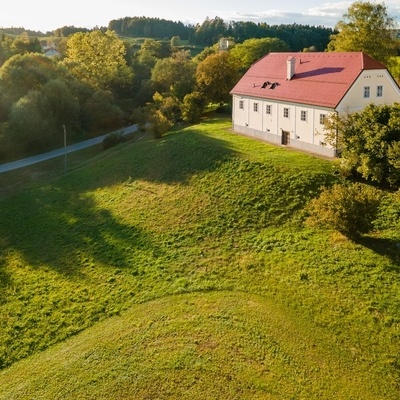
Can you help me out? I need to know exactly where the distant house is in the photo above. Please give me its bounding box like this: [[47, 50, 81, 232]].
[[230, 52, 400, 157], [219, 38, 233, 51], [44, 48, 61, 58], [40, 40, 61, 58]]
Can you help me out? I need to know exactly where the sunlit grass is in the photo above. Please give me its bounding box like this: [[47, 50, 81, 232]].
[[0, 116, 399, 398]]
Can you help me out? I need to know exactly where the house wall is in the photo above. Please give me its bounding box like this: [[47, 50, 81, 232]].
[[337, 69, 400, 114], [232, 95, 336, 157]]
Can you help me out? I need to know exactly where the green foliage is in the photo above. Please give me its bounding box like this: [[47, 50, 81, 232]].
[[82, 90, 124, 135], [324, 103, 400, 187], [196, 51, 241, 105], [0, 53, 61, 103], [151, 50, 196, 101], [181, 91, 206, 123], [7, 90, 56, 156], [306, 182, 382, 238], [64, 30, 133, 91], [138, 38, 172, 59], [147, 108, 173, 139], [102, 132, 126, 150], [153, 93, 182, 123], [0, 32, 42, 67], [374, 189, 400, 230], [230, 37, 290, 71], [42, 79, 80, 128], [108, 17, 192, 41], [388, 56, 400, 83], [328, 1, 397, 65]]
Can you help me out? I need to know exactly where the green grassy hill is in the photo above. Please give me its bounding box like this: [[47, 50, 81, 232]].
[[0, 116, 399, 399]]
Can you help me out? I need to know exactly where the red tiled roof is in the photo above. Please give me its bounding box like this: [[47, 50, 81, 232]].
[[230, 52, 387, 108]]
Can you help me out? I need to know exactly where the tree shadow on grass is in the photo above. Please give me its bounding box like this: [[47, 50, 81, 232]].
[[0, 127, 238, 276], [78, 128, 239, 189], [356, 236, 400, 270], [0, 186, 159, 277]]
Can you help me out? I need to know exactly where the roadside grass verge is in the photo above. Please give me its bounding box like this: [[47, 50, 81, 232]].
[[0, 116, 399, 398]]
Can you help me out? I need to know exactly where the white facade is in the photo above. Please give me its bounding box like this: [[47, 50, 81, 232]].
[[337, 69, 400, 113], [232, 95, 336, 157], [232, 70, 400, 158], [230, 52, 400, 158]]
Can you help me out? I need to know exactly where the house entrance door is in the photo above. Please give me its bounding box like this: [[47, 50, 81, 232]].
[[281, 130, 290, 145]]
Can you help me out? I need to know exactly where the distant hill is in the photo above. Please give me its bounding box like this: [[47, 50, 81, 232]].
[[0, 27, 46, 36]]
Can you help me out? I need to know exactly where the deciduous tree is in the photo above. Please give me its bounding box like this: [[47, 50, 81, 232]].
[[64, 30, 133, 91], [327, 1, 397, 66], [230, 37, 290, 71], [324, 103, 400, 187], [151, 50, 196, 101], [196, 51, 241, 105]]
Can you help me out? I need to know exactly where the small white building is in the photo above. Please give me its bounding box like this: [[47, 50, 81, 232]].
[[44, 48, 61, 58], [230, 52, 400, 157]]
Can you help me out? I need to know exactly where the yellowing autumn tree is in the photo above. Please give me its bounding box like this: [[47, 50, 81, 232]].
[[328, 1, 397, 66], [64, 30, 133, 91]]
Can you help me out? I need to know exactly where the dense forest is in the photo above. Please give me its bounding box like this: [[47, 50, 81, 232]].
[[1, 16, 335, 51], [108, 16, 334, 51]]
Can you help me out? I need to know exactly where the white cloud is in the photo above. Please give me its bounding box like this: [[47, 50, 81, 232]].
[[308, 2, 352, 17], [218, 1, 400, 28]]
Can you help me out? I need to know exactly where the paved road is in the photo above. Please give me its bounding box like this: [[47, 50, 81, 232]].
[[0, 124, 138, 174]]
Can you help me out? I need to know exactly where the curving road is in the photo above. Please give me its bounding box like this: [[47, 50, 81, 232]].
[[0, 124, 138, 174]]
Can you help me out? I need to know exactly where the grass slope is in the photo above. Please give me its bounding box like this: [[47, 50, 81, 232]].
[[0, 116, 399, 398], [0, 292, 389, 399]]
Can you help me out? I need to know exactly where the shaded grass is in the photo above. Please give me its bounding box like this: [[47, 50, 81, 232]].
[[0, 116, 399, 397]]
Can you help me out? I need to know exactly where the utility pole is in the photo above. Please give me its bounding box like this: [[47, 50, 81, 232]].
[[63, 124, 67, 175]]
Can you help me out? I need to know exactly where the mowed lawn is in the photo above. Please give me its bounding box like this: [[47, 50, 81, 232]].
[[0, 116, 399, 399]]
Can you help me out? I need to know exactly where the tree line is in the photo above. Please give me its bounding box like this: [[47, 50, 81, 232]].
[[1, 16, 334, 52], [108, 16, 334, 51]]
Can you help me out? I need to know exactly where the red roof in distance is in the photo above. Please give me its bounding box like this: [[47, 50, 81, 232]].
[[230, 52, 387, 108]]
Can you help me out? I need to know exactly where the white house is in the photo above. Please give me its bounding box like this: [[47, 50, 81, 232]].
[[44, 48, 61, 58], [230, 52, 400, 157]]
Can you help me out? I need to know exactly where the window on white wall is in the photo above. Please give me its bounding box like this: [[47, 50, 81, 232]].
[[319, 114, 327, 125], [377, 85, 383, 97], [363, 86, 370, 98], [300, 110, 307, 121], [239, 100, 244, 109], [283, 108, 289, 118], [253, 103, 259, 112], [266, 105, 271, 114]]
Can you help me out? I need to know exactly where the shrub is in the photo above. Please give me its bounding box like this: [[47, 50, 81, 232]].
[[305, 182, 382, 238], [148, 109, 173, 139], [102, 132, 126, 150], [181, 91, 206, 124]]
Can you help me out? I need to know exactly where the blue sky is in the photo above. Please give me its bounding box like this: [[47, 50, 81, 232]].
[[1, 0, 399, 32]]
